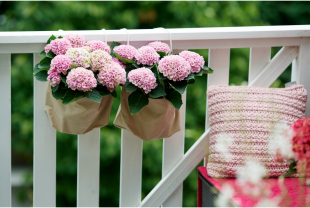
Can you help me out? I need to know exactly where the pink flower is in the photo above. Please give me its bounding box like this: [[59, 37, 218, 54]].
[[86, 40, 111, 53], [47, 67, 61, 87], [65, 48, 91, 69], [135, 46, 160, 66], [81, 46, 92, 52], [113, 45, 137, 61], [90, 50, 112, 71], [45, 44, 52, 54], [51, 55, 71, 74], [179, 50, 205, 73], [50, 38, 72, 55], [128, 67, 157, 94], [112, 57, 126, 69], [158, 55, 191, 81], [66, 67, 97, 92], [147, 41, 171, 53], [64, 34, 85, 48], [97, 62, 126, 92]]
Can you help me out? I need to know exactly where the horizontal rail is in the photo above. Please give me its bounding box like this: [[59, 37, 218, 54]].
[[1, 25, 310, 44]]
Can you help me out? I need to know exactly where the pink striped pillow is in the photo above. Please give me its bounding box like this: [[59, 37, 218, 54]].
[[207, 85, 307, 178]]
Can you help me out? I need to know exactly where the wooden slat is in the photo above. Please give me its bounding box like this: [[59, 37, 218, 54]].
[[292, 37, 310, 117], [249, 46, 298, 87], [77, 128, 101, 207], [33, 53, 56, 207], [249, 47, 271, 83], [162, 91, 186, 207], [0, 54, 11, 206], [139, 129, 210, 207], [119, 130, 143, 207]]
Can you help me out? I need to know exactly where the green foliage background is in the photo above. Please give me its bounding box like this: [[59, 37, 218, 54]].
[[1, 1, 310, 207]]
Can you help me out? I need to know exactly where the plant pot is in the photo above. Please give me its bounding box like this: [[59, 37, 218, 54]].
[[45, 86, 113, 135], [114, 88, 180, 141]]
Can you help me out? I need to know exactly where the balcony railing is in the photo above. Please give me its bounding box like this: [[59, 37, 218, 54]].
[[1, 25, 310, 207]]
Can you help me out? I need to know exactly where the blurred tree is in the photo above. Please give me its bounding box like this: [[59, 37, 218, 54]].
[[1, 1, 310, 207]]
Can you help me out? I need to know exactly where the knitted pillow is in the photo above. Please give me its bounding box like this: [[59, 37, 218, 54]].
[[207, 85, 307, 178]]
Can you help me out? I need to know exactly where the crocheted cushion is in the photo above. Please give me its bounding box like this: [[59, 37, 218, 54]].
[[207, 85, 307, 178]]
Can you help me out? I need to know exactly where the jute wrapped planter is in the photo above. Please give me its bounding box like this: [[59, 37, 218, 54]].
[[45, 86, 114, 135], [114, 88, 181, 141]]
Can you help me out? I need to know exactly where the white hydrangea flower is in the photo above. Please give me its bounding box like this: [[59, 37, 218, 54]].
[[237, 160, 267, 185], [215, 184, 235, 207]]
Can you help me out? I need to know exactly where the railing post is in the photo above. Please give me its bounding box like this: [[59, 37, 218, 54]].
[[0, 54, 11, 207]]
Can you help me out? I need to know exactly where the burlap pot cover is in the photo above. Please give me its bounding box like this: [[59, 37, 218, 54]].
[[45, 86, 114, 135], [114, 88, 181, 141]]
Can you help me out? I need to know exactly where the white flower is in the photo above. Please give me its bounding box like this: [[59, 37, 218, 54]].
[[215, 133, 234, 162], [215, 184, 234, 207], [255, 196, 281, 207], [237, 160, 267, 185]]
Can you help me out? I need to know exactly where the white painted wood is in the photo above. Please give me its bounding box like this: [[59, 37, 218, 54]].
[[77, 128, 101, 207], [249, 47, 271, 83], [33, 53, 56, 207], [292, 37, 310, 117], [161, 91, 186, 207], [119, 130, 143, 207], [139, 129, 210, 207], [249, 46, 298, 87], [0, 54, 11, 207]]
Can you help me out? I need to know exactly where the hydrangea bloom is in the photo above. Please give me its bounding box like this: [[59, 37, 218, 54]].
[[66, 67, 97, 92], [135, 46, 160, 66], [65, 48, 91, 69], [50, 55, 72, 74], [113, 45, 137, 61], [90, 50, 112, 71], [158, 55, 191, 81], [86, 40, 111, 53], [45, 44, 52, 54], [81, 46, 92, 52], [147, 41, 171, 53], [97, 62, 126, 92], [128, 67, 157, 94], [64, 34, 85, 48], [50, 38, 72, 55], [47, 67, 61, 87], [112, 57, 126, 69], [179, 50, 205, 73]]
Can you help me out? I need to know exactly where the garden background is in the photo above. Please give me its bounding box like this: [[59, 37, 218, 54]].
[[1, 1, 310, 206]]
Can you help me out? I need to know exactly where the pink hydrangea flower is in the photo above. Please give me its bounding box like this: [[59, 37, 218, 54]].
[[128, 67, 157, 94], [50, 38, 72, 55], [179, 51, 205, 73], [113, 45, 137, 61], [135, 46, 160, 66], [50, 55, 72, 74], [86, 40, 111, 53], [112, 57, 126, 69], [147, 41, 171, 53], [97, 62, 126, 92], [81, 46, 92, 52], [158, 55, 191, 81], [47, 67, 61, 87], [90, 50, 112, 71], [45, 44, 52, 54], [64, 34, 85, 48], [65, 48, 91, 69], [66, 67, 97, 92]]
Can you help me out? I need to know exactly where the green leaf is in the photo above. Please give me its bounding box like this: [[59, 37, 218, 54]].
[[158, 71, 167, 80], [110, 41, 121, 55], [114, 52, 135, 64], [168, 80, 187, 94], [157, 51, 167, 58], [51, 84, 59, 92], [62, 89, 84, 105], [123, 79, 130, 87], [203, 66, 214, 74], [60, 73, 67, 86], [283, 168, 297, 177], [185, 73, 195, 80], [39, 50, 46, 56], [128, 90, 149, 114], [85, 89, 101, 103], [39, 57, 51, 70], [133, 63, 139, 68], [34, 70, 48, 81], [96, 85, 111, 97], [188, 79, 195, 85], [58, 36, 63, 39], [111, 90, 117, 98], [164, 90, 183, 110], [151, 67, 159, 78], [52, 82, 67, 100], [149, 83, 166, 98], [47, 35, 57, 44], [33, 63, 42, 74], [126, 83, 138, 93], [195, 68, 204, 76], [46, 51, 56, 59]]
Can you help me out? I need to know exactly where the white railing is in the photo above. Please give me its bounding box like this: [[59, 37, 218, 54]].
[[1, 25, 310, 207]]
